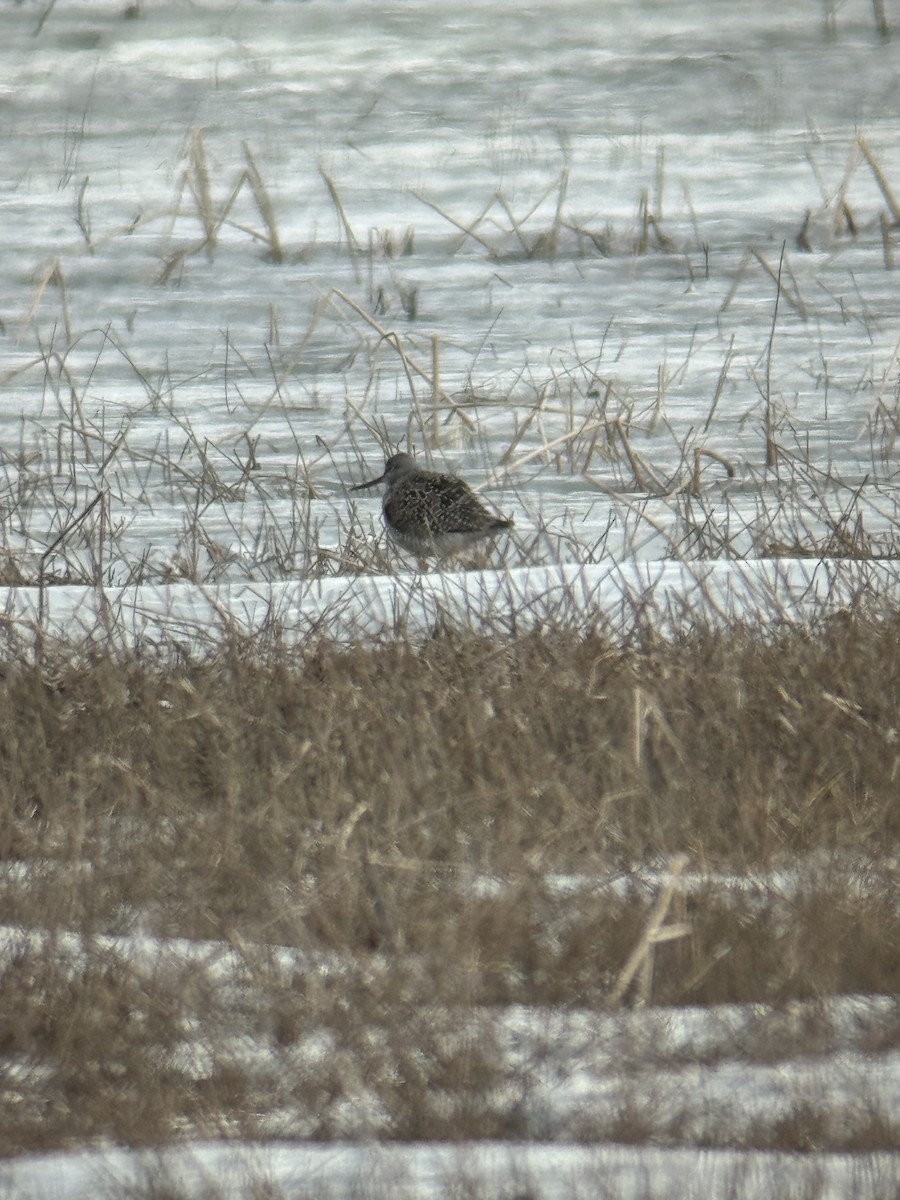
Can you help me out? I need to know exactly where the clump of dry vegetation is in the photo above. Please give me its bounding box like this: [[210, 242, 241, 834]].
[[1, 612, 899, 1159]]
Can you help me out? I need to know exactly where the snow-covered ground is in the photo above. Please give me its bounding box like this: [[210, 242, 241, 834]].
[[5, 1139, 900, 1200], [2, 905, 899, 1198], [0, 0, 899, 597], [2, 838, 900, 1194], [5, 557, 900, 650]]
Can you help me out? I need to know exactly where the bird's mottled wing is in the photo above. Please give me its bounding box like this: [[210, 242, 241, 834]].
[[385, 473, 496, 536]]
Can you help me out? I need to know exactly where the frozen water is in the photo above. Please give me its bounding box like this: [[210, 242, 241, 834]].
[[0, 0, 898, 627]]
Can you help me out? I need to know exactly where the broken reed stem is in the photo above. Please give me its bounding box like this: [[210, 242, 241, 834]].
[[654, 143, 666, 219], [22, 260, 73, 345], [751, 248, 806, 318], [496, 192, 531, 258], [431, 335, 441, 444], [870, 332, 900, 444], [490, 417, 608, 483], [412, 190, 504, 255], [637, 188, 650, 254], [823, 0, 837, 39], [764, 241, 786, 469], [880, 213, 894, 270], [691, 447, 736, 496], [632, 686, 644, 770], [704, 334, 735, 433], [96, 483, 106, 587], [331, 288, 475, 430], [608, 853, 691, 1009], [499, 390, 547, 466], [187, 128, 217, 257], [75, 176, 92, 251], [719, 248, 750, 314], [550, 167, 569, 251], [615, 419, 668, 493], [38, 490, 107, 624], [319, 167, 361, 281], [243, 142, 284, 263], [616, 419, 648, 490], [857, 134, 900, 223], [872, 0, 891, 40]]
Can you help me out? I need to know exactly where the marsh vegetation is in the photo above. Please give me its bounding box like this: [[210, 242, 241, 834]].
[[2, 0, 900, 1196]]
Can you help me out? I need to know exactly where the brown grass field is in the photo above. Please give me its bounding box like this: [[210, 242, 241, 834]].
[[1, 609, 899, 1169]]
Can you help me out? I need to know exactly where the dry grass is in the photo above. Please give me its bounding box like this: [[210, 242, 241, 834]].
[[1, 613, 899, 1160], [4, 615, 898, 872]]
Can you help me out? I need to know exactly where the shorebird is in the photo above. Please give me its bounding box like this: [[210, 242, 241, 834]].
[[351, 452, 513, 560]]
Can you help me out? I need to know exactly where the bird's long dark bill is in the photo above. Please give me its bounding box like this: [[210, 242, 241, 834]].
[[350, 474, 385, 491]]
